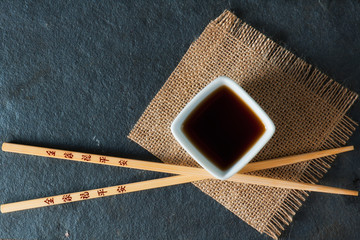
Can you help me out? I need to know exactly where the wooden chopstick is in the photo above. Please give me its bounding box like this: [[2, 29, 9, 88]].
[[240, 145, 354, 173], [1, 143, 354, 180], [1, 171, 357, 213], [0, 175, 206, 213]]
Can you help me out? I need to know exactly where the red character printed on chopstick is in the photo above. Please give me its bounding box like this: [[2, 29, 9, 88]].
[[81, 155, 91, 161], [46, 151, 56, 156], [97, 189, 107, 196], [117, 186, 126, 193], [118, 160, 128, 166], [62, 194, 72, 202], [99, 156, 109, 163], [64, 152, 74, 159], [44, 198, 54, 205], [80, 192, 90, 199]]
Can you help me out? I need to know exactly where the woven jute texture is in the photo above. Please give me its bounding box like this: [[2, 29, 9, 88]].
[[128, 10, 358, 239]]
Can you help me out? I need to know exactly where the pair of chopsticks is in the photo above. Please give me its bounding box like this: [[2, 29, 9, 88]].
[[0, 143, 357, 213]]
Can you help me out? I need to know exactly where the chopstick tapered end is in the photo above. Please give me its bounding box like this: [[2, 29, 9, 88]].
[[1, 142, 14, 152], [1, 143, 8, 152], [345, 189, 358, 196], [0, 204, 7, 214], [349, 145, 355, 151]]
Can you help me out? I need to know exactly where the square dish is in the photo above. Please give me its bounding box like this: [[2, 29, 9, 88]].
[[171, 76, 275, 180]]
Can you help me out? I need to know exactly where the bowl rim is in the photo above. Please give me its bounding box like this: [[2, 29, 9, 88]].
[[171, 76, 275, 180]]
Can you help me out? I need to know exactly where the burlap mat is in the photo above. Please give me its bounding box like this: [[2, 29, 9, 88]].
[[128, 10, 358, 239]]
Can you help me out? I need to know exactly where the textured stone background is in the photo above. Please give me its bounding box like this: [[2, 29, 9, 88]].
[[0, 1, 359, 239]]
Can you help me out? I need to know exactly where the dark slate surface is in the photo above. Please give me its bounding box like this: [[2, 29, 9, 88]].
[[0, 1, 359, 239]]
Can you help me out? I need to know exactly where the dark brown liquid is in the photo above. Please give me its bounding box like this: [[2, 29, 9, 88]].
[[182, 86, 265, 171]]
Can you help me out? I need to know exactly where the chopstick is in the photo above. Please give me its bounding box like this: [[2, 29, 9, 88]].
[[1, 143, 354, 180], [1, 171, 357, 213], [0, 175, 205, 213], [1, 143, 357, 213]]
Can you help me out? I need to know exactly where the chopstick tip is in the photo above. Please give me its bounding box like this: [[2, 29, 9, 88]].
[[1, 143, 7, 152], [347, 190, 358, 197], [0, 204, 6, 214]]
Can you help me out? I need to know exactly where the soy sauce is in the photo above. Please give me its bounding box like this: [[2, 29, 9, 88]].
[[182, 86, 265, 171]]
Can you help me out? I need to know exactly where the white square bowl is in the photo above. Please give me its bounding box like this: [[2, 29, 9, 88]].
[[171, 76, 275, 180]]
